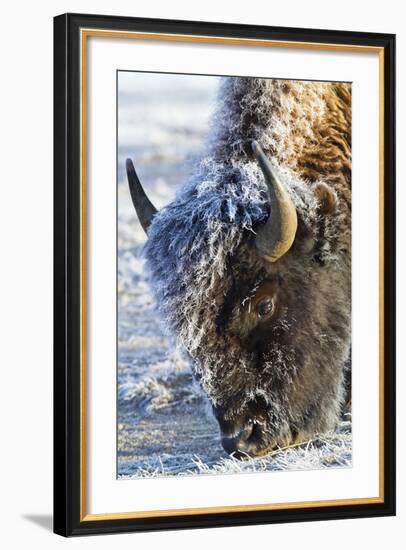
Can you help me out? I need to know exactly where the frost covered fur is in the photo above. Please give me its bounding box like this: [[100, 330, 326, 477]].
[[143, 78, 351, 457]]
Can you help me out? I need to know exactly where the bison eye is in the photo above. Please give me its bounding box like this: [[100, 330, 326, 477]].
[[256, 296, 275, 319]]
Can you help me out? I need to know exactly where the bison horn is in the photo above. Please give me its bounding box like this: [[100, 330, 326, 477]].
[[126, 158, 157, 234], [252, 141, 298, 262]]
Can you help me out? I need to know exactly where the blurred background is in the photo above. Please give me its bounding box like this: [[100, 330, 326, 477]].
[[117, 71, 224, 477]]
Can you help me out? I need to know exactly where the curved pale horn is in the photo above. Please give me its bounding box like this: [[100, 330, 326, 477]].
[[126, 158, 157, 234], [252, 141, 298, 262]]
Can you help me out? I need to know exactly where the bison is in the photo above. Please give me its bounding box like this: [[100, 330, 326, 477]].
[[126, 77, 352, 459]]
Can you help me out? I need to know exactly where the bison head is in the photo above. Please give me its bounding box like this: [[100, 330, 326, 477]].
[[126, 140, 351, 459]]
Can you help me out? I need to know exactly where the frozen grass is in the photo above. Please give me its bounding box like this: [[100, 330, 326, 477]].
[[119, 419, 352, 479]]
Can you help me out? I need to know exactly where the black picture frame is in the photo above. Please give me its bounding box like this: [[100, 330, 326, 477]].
[[54, 12, 396, 537]]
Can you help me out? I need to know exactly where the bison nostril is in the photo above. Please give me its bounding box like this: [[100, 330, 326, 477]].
[[221, 419, 256, 458], [239, 419, 254, 441]]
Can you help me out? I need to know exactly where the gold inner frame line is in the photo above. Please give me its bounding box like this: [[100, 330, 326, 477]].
[[79, 28, 385, 522]]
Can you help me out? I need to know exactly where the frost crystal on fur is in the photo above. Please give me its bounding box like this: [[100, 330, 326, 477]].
[[143, 77, 352, 456]]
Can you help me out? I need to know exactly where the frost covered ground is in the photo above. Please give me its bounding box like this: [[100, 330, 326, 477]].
[[117, 72, 352, 478]]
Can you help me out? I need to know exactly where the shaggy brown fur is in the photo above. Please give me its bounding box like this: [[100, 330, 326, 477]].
[[268, 81, 351, 210]]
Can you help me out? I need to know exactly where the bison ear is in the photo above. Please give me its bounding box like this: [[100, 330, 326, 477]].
[[312, 182, 340, 266], [313, 182, 338, 215]]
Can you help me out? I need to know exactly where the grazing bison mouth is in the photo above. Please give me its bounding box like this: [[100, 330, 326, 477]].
[[221, 420, 266, 459], [213, 397, 297, 460]]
